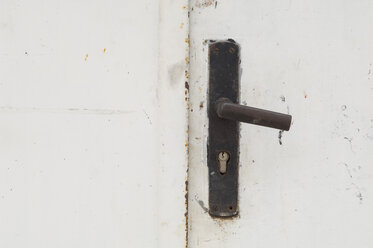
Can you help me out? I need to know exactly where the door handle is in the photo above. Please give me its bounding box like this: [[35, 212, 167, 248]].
[[215, 98, 292, 131], [207, 39, 292, 218]]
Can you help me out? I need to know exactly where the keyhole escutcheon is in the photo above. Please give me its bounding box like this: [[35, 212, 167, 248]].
[[218, 151, 230, 174]]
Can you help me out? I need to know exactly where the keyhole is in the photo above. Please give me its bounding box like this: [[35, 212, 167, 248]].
[[218, 151, 230, 174]]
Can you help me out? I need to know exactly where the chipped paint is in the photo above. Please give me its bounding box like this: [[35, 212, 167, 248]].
[[184, 178, 189, 248], [185, 37, 190, 47], [278, 130, 284, 145], [182, 3, 190, 247]]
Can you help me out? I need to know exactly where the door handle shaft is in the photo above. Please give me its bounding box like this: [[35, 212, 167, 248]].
[[216, 98, 292, 131]]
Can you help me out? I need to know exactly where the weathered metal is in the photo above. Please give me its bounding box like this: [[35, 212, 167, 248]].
[[208, 40, 240, 217], [208, 39, 292, 218]]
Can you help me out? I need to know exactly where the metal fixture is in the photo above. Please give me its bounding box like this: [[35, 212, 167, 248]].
[[208, 39, 292, 217]]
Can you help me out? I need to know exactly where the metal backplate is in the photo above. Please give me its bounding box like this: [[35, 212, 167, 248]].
[[207, 40, 240, 217]]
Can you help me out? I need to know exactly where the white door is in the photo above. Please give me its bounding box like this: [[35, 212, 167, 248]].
[[0, 1, 188, 247], [188, 0, 373, 247]]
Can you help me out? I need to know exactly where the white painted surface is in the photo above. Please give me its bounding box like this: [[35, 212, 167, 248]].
[[188, 0, 373, 247], [0, 1, 188, 247]]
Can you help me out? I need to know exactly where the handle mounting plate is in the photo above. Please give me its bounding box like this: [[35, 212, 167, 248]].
[[207, 40, 240, 217]]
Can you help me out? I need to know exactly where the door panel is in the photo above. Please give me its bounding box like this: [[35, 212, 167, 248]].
[[0, 1, 188, 247], [188, 1, 373, 247]]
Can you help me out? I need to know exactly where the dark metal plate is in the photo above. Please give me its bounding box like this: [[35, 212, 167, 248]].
[[207, 40, 240, 217]]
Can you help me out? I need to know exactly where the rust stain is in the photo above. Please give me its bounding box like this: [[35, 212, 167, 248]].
[[84, 54, 88, 61], [185, 81, 189, 90], [103, 48, 106, 53], [229, 47, 236, 54], [182, 5, 188, 10], [185, 56, 189, 64], [195, 0, 216, 8], [185, 95, 189, 103], [185, 70, 189, 79], [180, 22, 184, 29], [199, 101, 204, 109], [304, 91, 307, 99], [185, 37, 190, 47]]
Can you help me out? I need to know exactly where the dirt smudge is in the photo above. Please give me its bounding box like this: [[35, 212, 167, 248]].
[[195, 0, 217, 8], [168, 61, 185, 86]]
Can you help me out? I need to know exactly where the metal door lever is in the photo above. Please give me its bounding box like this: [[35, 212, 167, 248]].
[[215, 98, 291, 131]]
